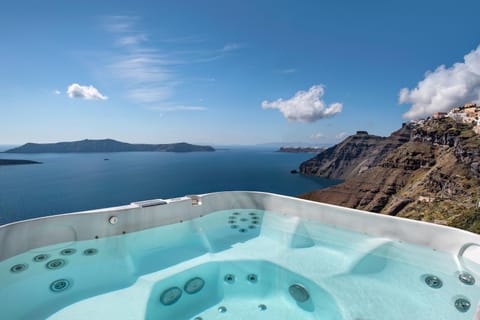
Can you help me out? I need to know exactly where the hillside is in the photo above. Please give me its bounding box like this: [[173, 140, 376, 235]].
[[299, 118, 480, 233], [300, 129, 411, 179], [5, 139, 215, 153]]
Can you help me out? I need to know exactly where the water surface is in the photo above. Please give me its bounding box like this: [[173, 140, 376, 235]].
[[0, 147, 338, 223]]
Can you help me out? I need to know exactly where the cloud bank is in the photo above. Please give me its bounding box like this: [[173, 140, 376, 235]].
[[262, 85, 342, 122], [67, 83, 108, 100], [399, 45, 480, 119]]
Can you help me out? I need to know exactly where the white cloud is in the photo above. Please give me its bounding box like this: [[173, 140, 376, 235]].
[[53, 90, 61, 95], [262, 85, 343, 122], [67, 83, 108, 100], [116, 34, 148, 47], [310, 132, 325, 140], [335, 132, 348, 140], [105, 16, 138, 33], [104, 15, 243, 109], [127, 87, 172, 103], [399, 45, 480, 119], [222, 43, 243, 52], [109, 54, 172, 84], [105, 16, 175, 105]]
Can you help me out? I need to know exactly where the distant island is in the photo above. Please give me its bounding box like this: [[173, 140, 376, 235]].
[[277, 146, 325, 153], [5, 139, 215, 153], [0, 159, 41, 166]]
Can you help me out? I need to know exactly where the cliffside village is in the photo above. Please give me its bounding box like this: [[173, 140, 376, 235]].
[[409, 103, 480, 207], [414, 103, 480, 134]]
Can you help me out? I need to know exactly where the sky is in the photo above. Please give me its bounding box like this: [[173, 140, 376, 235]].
[[1, 0, 480, 145]]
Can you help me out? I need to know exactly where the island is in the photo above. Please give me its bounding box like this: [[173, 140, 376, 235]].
[[277, 146, 325, 153], [5, 139, 215, 153], [0, 159, 41, 166]]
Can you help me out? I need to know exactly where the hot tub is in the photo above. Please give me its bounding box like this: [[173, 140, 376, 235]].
[[0, 192, 479, 319]]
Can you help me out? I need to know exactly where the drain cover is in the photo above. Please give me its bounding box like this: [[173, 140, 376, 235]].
[[289, 284, 310, 302], [160, 287, 182, 305], [424, 275, 442, 289], [455, 298, 471, 312], [458, 272, 475, 285], [184, 277, 205, 294]]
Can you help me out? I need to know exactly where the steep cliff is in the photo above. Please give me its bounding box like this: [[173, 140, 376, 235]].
[[299, 127, 411, 179], [300, 118, 480, 233]]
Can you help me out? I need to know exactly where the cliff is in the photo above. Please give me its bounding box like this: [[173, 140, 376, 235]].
[[300, 129, 411, 179], [299, 118, 480, 233], [5, 139, 215, 153]]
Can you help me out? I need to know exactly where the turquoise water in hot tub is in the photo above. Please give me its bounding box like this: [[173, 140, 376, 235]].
[[1, 209, 479, 320]]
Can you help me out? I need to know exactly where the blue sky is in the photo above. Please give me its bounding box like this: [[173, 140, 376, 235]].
[[1, 0, 480, 145]]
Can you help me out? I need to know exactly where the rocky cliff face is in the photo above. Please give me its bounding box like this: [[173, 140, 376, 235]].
[[299, 118, 480, 233], [299, 127, 411, 179]]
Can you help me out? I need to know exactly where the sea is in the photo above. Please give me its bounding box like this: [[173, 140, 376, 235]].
[[0, 146, 340, 224]]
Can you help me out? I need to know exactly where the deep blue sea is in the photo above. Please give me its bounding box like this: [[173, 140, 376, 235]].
[[0, 147, 339, 224]]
